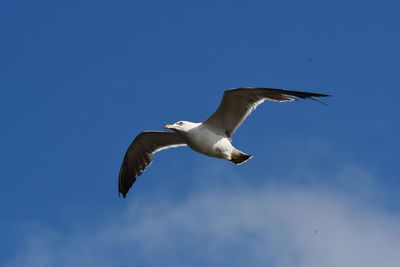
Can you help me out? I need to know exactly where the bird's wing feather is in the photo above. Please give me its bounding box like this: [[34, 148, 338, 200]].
[[118, 131, 186, 197], [204, 87, 330, 138]]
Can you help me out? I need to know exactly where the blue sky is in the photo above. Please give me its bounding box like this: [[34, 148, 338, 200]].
[[1, 0, 400, 266]]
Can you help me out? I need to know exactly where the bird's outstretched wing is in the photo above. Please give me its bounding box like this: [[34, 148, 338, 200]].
[[118, 131, 186, 197], [204, 87, 330, 138]]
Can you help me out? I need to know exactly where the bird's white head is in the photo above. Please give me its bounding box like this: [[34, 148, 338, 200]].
[[163, 120, 198, 132]]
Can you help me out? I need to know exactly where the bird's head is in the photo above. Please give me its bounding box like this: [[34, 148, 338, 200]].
[[163, 121, 197, 132]]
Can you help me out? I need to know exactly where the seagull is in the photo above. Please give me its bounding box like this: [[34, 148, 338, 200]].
[[118, 87, 329, 197]]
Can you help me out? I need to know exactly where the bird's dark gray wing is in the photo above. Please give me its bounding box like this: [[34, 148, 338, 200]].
[[203, 87, 330, 138], [118, 131, 186, 198]]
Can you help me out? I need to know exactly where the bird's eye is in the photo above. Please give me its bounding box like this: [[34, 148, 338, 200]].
[[178, 121, 183, 126]]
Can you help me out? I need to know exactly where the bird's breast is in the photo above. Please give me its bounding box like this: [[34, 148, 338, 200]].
[[182, 127, 233, 159]]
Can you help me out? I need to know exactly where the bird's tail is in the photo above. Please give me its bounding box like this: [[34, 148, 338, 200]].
[[230, 151, 252, 165]]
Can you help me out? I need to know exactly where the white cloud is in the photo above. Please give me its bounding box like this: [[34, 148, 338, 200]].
[[4, 168, 400, 267]]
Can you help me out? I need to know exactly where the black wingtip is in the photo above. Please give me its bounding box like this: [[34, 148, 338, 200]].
[[283, 89, 331, 105], [118, 191, 127, 198], [309, 96, 329, 105], [118, 162, 130, 198], [312, 93, 331, 98]]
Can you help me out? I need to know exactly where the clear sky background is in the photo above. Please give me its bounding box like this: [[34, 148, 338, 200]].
[[1, 1, 400, 266]]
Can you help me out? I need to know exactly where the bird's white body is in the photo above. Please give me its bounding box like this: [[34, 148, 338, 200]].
[[179, 122, 235, 160]]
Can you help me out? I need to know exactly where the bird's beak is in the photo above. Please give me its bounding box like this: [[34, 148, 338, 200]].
[[163, 124, 174, 129]]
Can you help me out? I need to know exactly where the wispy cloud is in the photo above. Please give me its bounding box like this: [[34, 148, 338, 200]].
[[4, 167, 400, 267]]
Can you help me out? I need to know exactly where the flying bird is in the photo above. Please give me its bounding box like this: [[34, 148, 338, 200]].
[[118, 87, 329, 197]]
